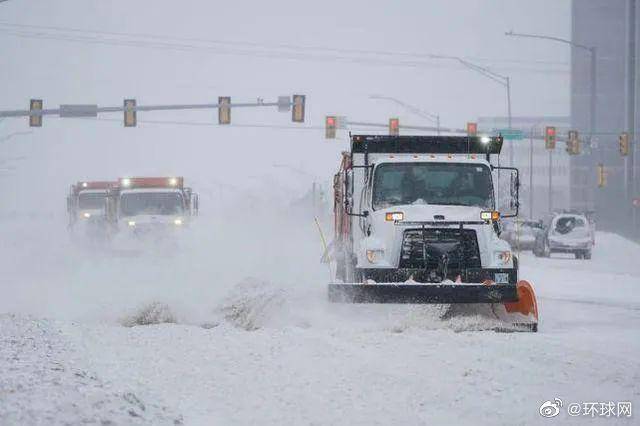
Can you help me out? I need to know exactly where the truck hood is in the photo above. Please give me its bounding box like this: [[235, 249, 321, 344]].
[[357, 204, 510, 270]]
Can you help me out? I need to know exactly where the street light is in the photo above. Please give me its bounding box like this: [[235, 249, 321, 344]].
[[506, 29, 598, 217], [444, 57, 512, 164], [453, 58, 512, 129], [369, 95, 441, 135], [505, 30, 596, 142]]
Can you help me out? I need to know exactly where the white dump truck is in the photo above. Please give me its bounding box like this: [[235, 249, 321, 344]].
[[328, 134, 538, 331]]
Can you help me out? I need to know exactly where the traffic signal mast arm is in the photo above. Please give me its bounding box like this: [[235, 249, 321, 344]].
[[0, 95, 306, 126]]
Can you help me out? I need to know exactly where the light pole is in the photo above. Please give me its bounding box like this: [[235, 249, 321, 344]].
[[506, 30, 597, 215], [505, 30, 596, 143], [452, 58, 512, 128], [447, 57, 513, 165], [369, 95, 440, 135]]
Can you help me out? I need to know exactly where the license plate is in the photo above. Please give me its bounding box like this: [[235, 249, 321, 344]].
[[494, 273, 509, 284]]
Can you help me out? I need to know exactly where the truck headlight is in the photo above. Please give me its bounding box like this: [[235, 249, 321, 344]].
[[127, 220, 136, 227], [82, 212, 91, 219], [385, 212, 404, 222], [494, 250, 512, 265], [173, 218, 183, 226], [366, 249, 384, 263]]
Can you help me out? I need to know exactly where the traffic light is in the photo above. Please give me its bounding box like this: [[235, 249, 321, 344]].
[[619, 132, 630, 156], [218, 97, 231, 125], [566, 130, 580, 155], [325, 116, 337, 139], [597, 163, 606, 188], [545, 126, 556, 150], [29, 99, 43, 127], [389, 118, 400, 136], [466, 122, 477, 136], [123, 99, 136, 127], [292, 95, 305, 123]]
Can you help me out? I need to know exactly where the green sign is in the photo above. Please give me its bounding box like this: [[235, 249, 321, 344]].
[[495, 128, 523, 140]]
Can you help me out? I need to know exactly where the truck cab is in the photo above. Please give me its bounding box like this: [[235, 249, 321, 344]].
[[106, 177, 198, 238], [334, 135, 520, 286]]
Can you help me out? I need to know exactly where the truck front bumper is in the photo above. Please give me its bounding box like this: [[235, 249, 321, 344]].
[[357, 267, 518, 285], [328, 282, 518, 304]]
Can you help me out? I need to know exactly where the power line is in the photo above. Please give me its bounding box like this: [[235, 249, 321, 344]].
[[0, 21, 569, 67], [0, 26, 569, 75]]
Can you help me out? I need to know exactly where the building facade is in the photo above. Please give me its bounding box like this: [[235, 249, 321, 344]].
[[571, 0, 639, 238]]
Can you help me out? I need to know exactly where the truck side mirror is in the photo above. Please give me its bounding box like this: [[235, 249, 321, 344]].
[[510, 171, 519, 210], [494, 166, 519, 218]]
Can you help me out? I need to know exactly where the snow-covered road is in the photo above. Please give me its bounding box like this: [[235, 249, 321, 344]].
[[1, 213, 639, 425]]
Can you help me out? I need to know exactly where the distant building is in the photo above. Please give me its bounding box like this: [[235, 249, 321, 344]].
[[571, 0, 639, 238]]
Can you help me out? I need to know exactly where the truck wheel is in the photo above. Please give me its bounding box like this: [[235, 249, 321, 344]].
[[533, 241, 543, 257], [584, 251, 592, 260], [574, 251, 582, 259]]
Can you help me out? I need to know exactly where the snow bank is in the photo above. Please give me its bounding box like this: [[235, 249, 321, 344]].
[[0, 314, 182, 425], [121, 302, 177, 327]]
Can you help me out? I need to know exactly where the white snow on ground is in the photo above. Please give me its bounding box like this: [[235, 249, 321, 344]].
[[1, 207, 639, 425]]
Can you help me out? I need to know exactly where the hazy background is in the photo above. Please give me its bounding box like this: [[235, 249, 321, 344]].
[[0, 0, 571, 217], [0, 0, 573, 322]]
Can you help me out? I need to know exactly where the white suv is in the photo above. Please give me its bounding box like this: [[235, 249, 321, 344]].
[[534, 213, 594, 259]]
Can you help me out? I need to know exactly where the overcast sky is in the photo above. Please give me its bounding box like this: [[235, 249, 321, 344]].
[[0, 0, 571, 213]]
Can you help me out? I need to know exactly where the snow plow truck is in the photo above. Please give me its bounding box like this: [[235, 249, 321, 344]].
[[67, 181, 115, 238], [105, 177, 198, 240], [328, 134, 539, 331]]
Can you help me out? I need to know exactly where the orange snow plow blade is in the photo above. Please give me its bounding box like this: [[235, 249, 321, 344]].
[[501, 280, 539, 332]]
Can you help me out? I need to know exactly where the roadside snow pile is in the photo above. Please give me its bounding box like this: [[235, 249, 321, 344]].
[[0, 314, 182, 425], [214, 278, 289, 331], [121, 302, 177, 327]]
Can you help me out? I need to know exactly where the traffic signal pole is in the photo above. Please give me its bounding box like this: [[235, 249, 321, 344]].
[[548, 149, 553, 213]]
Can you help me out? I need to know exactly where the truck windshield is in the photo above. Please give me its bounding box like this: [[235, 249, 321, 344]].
[[372, 162, 494, 209], [78, 192, 106, 210], [120, 192, 184, 216]]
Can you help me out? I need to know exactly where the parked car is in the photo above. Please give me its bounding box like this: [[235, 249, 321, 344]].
[[502, 219, 545, 251], [533, 213, 594, 259]]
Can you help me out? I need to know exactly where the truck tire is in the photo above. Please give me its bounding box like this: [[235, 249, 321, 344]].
[[533, 240, 543, 257], [584, 251, 592, 260]]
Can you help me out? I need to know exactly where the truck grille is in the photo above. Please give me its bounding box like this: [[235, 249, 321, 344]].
[[399, 228, 481, 270]]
